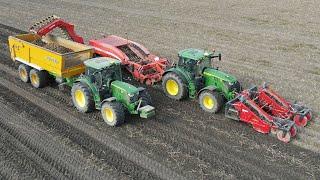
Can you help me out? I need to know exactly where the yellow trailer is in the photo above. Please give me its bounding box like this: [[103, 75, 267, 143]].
[[8, 33, 93, 88]]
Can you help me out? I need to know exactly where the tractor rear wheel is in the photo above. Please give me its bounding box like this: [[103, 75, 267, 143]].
[[162, 72, 187, 100], [199, 90, 224, 113], [29, 69, 49, 88], [101, 101, 125, 126], [71, 83, 95, 113], [18, 64, 31, 83]]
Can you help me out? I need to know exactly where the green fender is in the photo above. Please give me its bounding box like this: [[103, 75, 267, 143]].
[[163, 67, 197, 98], [74, 77, 102, 109], [197, 85, 217, 97]]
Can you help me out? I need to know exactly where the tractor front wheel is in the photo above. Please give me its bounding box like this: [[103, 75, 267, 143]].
[[140, 90, 153, 106], [199, 90, 224, 113], [101, 102, 125, 126], [162, 72, 187, 100], [18, 64, 31, 83], [71, 83, 94, 113], [29, 69, 49, 88]]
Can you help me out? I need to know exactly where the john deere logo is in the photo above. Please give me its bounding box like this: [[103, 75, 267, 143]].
[[46, 56, 58, 64]]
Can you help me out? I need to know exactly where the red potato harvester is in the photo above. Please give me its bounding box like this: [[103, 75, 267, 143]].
[[89, 35, 170, 85], [225, 86, 299, 143], [30, 15, 170, 85], [252, 83, 312, 127]]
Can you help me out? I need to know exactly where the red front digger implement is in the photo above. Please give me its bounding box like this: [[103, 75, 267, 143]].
[[225, 86, 297, 143], [242, 83, 312, 127]]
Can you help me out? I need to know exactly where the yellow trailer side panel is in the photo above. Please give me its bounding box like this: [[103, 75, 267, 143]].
[[8, 34, 93, 78]]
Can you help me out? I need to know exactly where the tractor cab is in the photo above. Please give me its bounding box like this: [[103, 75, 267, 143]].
[[177, 48, 221, 77], [84, 57, 122, 89]]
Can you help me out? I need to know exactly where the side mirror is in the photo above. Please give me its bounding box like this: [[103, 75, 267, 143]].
[[218, 53, 222, 61]]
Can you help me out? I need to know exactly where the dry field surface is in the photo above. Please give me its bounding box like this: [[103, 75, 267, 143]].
[[0, 0, 319, 179]]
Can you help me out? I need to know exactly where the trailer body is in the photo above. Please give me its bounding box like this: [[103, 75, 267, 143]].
[[8, 33, 93, 78]]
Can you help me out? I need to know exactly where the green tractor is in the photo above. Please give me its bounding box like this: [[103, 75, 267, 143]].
[[71, 57, 155, 126], [162, 48, 241, 113]]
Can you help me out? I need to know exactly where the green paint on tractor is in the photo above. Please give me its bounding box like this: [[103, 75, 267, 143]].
[[162, 48, 241, 113], [71, 57, 155, 126]]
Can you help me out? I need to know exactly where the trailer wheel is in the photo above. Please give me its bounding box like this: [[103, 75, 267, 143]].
[[140, 90, 153, 106], [101, 102, 125, 126], [277, 130, 291, 143], [18, 64, 31, 83], [71, 83, 94, 113], [199, 90, 223, 113], [29, 69, 48, 88], [162, 72, 187, 100], [293, 114, 308, 127]]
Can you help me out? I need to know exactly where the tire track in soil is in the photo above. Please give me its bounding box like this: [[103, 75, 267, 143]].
[[1, 23, 320, 179], [0, 127, 61, 180], [0, 101, 118, 180]]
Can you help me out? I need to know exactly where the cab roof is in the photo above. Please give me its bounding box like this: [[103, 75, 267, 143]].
[[178, 48, 213, 60], [84, 57, 120, 69]]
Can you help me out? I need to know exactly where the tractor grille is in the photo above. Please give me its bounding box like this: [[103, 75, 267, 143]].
[[229, 81, 242, 93]]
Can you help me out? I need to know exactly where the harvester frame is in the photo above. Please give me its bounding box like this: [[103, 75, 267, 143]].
[[251, 83, 312, 127], [89, 35, 170, 85], [225, 86, 298, 143]]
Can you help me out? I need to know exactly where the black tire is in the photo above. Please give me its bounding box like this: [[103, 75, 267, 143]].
[[71, 83, 95, 113], [29, 69, 48, 88], [18, 64, 31, 83], [101, 101, 125, 126], [162, 72, 188, 100], [140, 90, 153, 106], [198, 90, 224, 113]]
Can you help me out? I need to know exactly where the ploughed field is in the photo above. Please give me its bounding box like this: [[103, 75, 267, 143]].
[[0, 0, 320, 179]]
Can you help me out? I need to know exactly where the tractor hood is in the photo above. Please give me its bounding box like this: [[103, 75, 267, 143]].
[[203, 68, 237, 83], [111, 80, 139, 95]]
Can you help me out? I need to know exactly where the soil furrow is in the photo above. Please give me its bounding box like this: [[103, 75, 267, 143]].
[[0, 102, 117, 180], [0, 126, 62, 180]]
